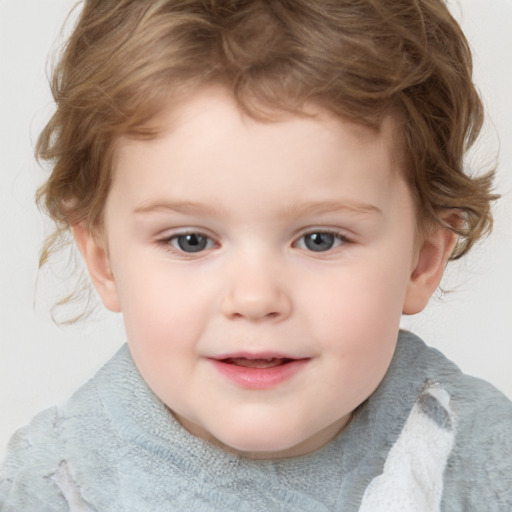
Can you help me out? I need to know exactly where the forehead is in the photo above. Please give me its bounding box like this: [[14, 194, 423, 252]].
[[114, 93, 396, 195], [114, 85, 400, 173], [102, 86, 418, 251], [109, 87, 404, 216]]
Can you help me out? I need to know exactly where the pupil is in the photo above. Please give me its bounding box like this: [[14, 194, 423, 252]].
[[305, 233, 335, 252], [178, 234, 207, 253]]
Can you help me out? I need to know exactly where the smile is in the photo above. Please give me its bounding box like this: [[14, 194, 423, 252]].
[[209, 353, 310, 389], [222, 357, 294, 369]]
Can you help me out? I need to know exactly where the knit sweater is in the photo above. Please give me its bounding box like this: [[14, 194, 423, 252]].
[[1, 331, 511, 511]]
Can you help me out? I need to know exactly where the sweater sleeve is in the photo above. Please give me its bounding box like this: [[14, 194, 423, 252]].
[[0, 407, 70, 512], [441, 378, 512, 512]]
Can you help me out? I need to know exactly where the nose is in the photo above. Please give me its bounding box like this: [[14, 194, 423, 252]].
[[221, 255, 292, 322]]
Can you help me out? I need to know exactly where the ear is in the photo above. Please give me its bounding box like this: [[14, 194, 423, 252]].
[[403, 218, 458, 315], [71, 221, 121, 313]]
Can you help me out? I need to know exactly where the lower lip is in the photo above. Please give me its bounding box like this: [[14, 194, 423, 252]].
[[210, 359, 309, 389]]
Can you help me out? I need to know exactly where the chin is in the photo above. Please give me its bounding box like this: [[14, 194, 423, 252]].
[[220, 438, 302, 459], [211, 423, 311, 459]]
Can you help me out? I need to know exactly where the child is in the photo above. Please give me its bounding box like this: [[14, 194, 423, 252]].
[[1, 0, 511, 510]]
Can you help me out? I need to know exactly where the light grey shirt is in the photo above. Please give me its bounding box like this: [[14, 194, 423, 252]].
[[1, 331, 511, 511]]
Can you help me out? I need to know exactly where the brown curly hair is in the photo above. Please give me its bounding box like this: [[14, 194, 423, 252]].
[[37, 0, 496, 275]]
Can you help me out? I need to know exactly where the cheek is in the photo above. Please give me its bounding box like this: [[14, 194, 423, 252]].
[[308, 259, 408, 334], [114, 266, 206, 402], [112, 256, 188, 343], [112, 255, 220, 367], [301, 255, 411, 380]]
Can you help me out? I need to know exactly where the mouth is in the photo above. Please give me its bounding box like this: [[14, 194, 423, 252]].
[[220, 357, 296, 369], [209, 353, 309, 389]]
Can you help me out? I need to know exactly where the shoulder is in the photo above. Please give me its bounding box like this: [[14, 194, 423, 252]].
[[441, 367, 512, 510], [0, 406, 69, 510], [0, 345, 131, 511], [396, 331, 512, 510], [395, 331, 512, 426], [393, 331, 511, 410]]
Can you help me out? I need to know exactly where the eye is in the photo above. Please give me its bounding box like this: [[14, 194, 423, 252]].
[[296, 231, 347, 252], [167, 233, 215, 253]]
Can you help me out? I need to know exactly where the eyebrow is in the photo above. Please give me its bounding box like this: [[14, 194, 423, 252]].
[[282, 200, 382, 218], [134, 201, 225, 215], [134, 200, 382, 218]]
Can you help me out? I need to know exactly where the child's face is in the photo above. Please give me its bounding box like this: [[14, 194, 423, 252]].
[[89, 87, 426, 458]]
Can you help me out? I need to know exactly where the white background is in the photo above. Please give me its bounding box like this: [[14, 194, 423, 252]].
[[1, 0, 511, 457]]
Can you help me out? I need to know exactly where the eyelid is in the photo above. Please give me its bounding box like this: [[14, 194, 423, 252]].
[[157, 226, 217, 240], [294, 227, 352, 241], [157, 228, 220, 255], [293, 228, 352, 250], [154, 226, 352, 255]]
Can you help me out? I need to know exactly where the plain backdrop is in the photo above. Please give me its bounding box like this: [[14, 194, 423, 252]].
[[1, 0, 511, 457]]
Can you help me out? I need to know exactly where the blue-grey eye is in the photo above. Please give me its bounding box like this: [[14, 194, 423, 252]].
[[173, 233, 210, 253], [298, 232, 347, 252]]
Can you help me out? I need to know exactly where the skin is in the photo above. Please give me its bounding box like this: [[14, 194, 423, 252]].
[[73, 87, 456, 459]]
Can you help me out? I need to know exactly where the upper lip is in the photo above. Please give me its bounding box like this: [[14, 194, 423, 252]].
[[210, 352, 307, 361]]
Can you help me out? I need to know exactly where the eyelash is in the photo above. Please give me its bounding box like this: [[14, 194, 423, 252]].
[[157, 229, 351, 256], [294, 230, 350, 253], [157, 231, 218, 256]]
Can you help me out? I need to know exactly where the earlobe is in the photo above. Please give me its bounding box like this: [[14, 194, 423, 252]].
[[71, 222, 122, 313], [403, 222, 458, 315]]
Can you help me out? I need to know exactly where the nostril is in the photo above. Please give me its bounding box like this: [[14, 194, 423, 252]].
[[221, 286, 292, 321], [230, 311, 279, 320]]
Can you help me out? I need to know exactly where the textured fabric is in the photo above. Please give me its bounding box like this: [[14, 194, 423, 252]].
[[1, 331, 511, 511], [359, 385, 456, 511]]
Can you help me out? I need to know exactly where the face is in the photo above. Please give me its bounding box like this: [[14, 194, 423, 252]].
[[90, 87, 427, 458]]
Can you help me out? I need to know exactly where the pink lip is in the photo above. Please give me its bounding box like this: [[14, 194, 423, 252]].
[[209, 353, 309, 389]]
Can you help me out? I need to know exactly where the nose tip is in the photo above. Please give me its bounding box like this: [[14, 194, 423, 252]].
[[221, 273, 292, 322], [223, 299, 287, 321]]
